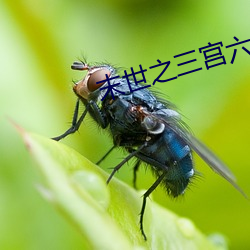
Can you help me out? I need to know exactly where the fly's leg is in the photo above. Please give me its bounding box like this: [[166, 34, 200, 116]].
[[107, 143, 146, 184], [133, 160, 141, 189], [52, 99, 108, 141], [140, 172, 166, 240], [96, 145, 116, 165], [52, 99, 88, 141], [88, 100, 107, 129]]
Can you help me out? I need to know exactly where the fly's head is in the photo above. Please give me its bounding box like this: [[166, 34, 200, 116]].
[[72, 61, 115, 100]]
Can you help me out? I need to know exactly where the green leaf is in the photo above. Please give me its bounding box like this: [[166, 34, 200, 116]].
[[19, 128, 227, 250]]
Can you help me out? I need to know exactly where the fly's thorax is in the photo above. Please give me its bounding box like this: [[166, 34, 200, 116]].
[[140, 108, 181, 135], [142, 116, 165, 134]]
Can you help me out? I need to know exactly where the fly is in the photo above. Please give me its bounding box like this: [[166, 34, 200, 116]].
[[52, 60, 246, 240]]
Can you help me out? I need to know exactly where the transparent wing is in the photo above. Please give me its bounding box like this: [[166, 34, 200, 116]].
[[168, 122, 247, 198], [149, 110, 247, 198]]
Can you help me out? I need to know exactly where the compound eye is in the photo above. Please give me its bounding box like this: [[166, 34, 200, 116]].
[[87, 69, 111, 92]]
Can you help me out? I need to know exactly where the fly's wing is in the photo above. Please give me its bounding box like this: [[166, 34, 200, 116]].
[[152, 110, 247, 198], [172, 124, 247, 198]]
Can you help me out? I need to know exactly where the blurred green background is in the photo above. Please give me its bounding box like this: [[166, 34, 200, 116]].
[[0, 0, 249, 249]]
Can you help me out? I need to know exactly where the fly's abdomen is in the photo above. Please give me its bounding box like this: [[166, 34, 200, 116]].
[[137, 128, 194, 197], [164, 153, 193, 197], [163, 129, 194, 196]]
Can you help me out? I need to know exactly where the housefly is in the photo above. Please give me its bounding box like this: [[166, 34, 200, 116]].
[[52, 60, 246, 240]]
